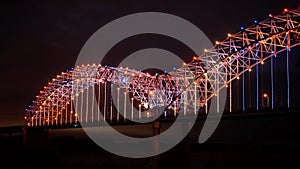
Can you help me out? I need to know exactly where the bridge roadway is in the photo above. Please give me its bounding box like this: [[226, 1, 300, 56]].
[[2, 110, 300, 145], [49, 110, 300, 144]]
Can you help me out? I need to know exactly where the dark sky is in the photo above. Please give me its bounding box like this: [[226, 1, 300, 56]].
[[0, 0, 299, 127]]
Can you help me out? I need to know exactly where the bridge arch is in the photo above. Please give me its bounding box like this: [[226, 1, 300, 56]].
[[25, 8, 300, 127]]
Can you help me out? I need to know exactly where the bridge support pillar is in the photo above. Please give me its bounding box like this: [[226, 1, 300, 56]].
[[152, 121, 161, 169], [152, 121, 161, 136], [22, 127, 50, 145]]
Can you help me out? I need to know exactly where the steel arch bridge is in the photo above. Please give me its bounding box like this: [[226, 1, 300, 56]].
[[25, 8, 300, 127]]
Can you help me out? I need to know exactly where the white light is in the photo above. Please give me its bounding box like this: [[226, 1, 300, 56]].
[[144, 103, 149, 109]]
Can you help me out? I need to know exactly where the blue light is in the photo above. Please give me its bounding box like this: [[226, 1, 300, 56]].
[[66, 82, 71, 87], [254, 20, 258, 24], [164, 70, 167, 74], [71, 67, 74, 70], [104, 65, 107, 68], [122, 77, 126, 83], [240, 26, 244, 30], [173, 67, 176, 70]]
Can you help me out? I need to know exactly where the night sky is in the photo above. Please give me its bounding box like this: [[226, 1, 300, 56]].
[[0, 0, 299, 127]]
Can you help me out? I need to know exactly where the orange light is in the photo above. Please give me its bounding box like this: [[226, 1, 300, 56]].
[[228, 33, 232, 37], [261, 61, 264, 65], [183, 62, 186, 66], [193, 56, 198, 60], [237, 76, 240, 80], [216, 41, 220, 45], [284, 8, 289, 12], [263, 94, 268, 97], [248, 68, 252, 72]]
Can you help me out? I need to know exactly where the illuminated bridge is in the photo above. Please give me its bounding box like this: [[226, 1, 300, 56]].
[[25, 8, 300, 127]]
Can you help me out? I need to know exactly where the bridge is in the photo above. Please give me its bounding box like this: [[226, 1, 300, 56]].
[[24, 8, 300, 128]]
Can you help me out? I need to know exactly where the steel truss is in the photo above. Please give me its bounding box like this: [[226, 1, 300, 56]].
[[25, 8, 300, 126]]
